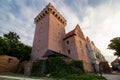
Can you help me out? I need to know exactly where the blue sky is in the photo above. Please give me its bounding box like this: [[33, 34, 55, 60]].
[[0, 0, 120, 64]]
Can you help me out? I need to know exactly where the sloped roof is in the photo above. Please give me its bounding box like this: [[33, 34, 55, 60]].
[[111, 58, 120, 65], [63, 24, 85, 40], [43, 49, 70, 58]]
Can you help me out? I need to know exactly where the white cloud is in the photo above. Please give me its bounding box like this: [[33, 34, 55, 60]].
[[80, 1, 120, 63], [0, 0, 120, 63]]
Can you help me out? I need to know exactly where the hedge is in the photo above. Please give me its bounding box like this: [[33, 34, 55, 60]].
[[31, 57, 107, 80]]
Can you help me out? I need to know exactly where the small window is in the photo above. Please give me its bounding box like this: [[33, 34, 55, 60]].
[[55, 14, 58, 17], [41, 15, 43, 18], [68, 49, 71, 54], [58, 17, 60, 19], [45, 11, 48, 14], [38, 17, 40, 20], [60, 19, 62, 22], [66, 40, 69, 45], [43, 13, 45, 16], [36, 19, 38, 22], [52, 11, 55, 15]]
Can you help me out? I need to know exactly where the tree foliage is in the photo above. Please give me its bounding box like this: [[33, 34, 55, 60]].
[[0, 31, 32, 61], [0, 36, 9, 55], [108, 37, 120, 57]]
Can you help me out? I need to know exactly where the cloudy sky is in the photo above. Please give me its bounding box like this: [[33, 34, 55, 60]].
[[0, 0, 120, 64]]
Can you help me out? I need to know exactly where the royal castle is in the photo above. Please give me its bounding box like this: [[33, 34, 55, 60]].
[[31, 3, 106, 72]]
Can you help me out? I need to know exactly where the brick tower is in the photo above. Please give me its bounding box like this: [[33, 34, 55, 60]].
[[31, 3, 67, 60]]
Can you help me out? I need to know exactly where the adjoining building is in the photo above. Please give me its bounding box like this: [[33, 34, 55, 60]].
[[86, 37, 107, 72], [111, 58, 120, 71], [31, 3, 106, 72]]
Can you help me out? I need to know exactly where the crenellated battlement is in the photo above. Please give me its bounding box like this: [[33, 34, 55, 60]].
[[34, 3, 67, 26]]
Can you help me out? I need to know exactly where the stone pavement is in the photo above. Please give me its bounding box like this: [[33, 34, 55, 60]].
[[103, 73, 120, 80], [0, 75, 42, 80]]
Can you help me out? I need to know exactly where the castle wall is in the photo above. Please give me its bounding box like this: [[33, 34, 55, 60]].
[[48, 13, 66, 54], [31, 3, 106, 73], [31, 14, 49, 60], [74, 36, 92, 72], [64, 36, 79, 60]]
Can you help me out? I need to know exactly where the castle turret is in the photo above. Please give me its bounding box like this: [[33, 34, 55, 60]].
[[31, 3, 67, 60]]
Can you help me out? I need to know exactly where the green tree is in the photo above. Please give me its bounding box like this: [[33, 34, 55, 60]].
[[3, 31, 20, 57], [0, 36, 9, 55], [0, 31, 32, 61], [18, 43, 32, 61], [108, 37, 120, 57]]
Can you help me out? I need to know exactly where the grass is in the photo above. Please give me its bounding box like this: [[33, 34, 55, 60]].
[[0, 73, 107, 80]]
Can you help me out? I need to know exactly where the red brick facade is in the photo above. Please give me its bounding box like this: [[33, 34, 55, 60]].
[[31, 3, 106, 72]]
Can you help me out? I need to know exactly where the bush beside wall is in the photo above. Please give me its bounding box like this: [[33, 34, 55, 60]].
[[31, 57, 84, 77], [31, 57, 107, 80]]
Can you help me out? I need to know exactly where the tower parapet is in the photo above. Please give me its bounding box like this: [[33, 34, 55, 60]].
[[34, 3, 67, 26]]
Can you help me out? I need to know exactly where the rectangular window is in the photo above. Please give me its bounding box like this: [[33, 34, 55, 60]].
[[66, 40, 69, 45], [68, 49, 71, 54]]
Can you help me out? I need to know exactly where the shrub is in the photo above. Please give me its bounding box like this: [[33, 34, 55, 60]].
[[64, 74, 107, 80], [31, 60, 45, 76], [31, 57, 107, 80], [45, 57, 67, 77], [68, 60, 84, 74]]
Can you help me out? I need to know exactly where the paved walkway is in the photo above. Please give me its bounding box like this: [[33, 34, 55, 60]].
[[103, 74, 120, 80], [0, 75, 42, 80]]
